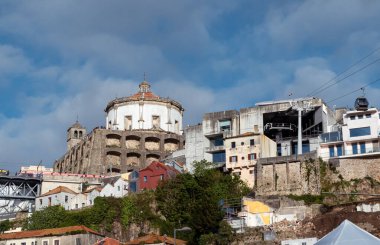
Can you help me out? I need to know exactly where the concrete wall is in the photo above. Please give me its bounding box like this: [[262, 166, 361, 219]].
[[184, 124, 211, 173]]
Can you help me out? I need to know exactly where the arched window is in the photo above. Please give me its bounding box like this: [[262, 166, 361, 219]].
[[74, 130, 78, 138], [79, 131, 83, 138]]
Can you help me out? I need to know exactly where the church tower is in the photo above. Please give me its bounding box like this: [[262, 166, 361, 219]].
[[67, 121, 86, 150]]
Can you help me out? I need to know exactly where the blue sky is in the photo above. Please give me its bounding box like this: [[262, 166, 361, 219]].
[[1, 0, 380, 172]]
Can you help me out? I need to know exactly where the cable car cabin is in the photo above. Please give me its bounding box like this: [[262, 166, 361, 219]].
[[354, 97, 369, 111]]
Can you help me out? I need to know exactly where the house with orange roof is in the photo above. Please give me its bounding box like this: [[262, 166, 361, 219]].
[[36, 186, 78, 211], [0, 225, 104, 245]]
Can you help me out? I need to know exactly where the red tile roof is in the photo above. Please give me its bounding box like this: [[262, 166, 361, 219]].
[[125, 233, 186, 245], [140, 161, 179, 174], [0, 225, 102, 240], [39, 186, 77, 197], [94, 237, 120, 245]]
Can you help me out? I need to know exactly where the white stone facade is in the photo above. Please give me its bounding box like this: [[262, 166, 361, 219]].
[[105, 81, 183, 134]]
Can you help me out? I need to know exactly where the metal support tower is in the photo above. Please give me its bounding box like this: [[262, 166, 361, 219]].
[[290, 100, 314, 155]]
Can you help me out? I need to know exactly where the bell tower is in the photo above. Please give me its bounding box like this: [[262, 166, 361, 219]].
[[67, 121, 86, 150]]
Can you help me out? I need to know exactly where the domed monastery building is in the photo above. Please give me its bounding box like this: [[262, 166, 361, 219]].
[[54, 81, 185, 175]]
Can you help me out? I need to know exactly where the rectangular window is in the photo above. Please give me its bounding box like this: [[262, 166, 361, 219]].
[[358, 115, 363, 119], [160, 174, 164, 180], [117, 186, 120, 191], [82, 203, 85, 207], [277, 144, 282, 156], [249, 170, 254, 174], [65, 195, 68, 203], [241, 142, 244, 145], [329, 146, 335, 157], [43, 241, 49, 245], [219, 120, 231, 131], [175, 120, 179, 132], [250, 139, 255, 146], [39, 199, 42, 205], [231, 142, 236, 148], [230, 156, 238, 162], [212, 152, 226, 163], [360, 142, 366, 154], [75, 204, 78, 209], [337, 145, 343, 156], [75, 238, 81, 245], [366, 114, 371, 118], [212, 136, 224, 147], [352, 143, 358, 155], [125, 116, 132, 130], [21, 243, 26, 245], [152, 115, 160, 128], [144, 176, 147, 182], [248, 153, 257, 160], [350, 116, 355, 120], [48, 197, 52, 206], [54, 240, 60, 245], [350, 127, 371, 137]]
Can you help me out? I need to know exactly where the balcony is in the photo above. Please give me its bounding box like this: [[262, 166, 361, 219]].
[[321, 146, 380, 160], [205, 145, 225, 153]]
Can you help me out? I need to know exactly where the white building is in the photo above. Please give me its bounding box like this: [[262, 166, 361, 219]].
[[99, 176, 129, 198], [319, 106, 380, 160], [36, 186, 77, 211], [105, 81, 184, 134], [181, 98, 335, 173]]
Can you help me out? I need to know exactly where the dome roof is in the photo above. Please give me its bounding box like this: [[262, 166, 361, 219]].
[[105, 80, 184, 112]]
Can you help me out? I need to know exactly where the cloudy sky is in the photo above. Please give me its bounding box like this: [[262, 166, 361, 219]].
[[1, 0, 380, 172]]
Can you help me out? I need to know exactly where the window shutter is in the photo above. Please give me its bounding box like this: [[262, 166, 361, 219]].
[[248, 154, 251, 160], [254, 153, 257, 159]]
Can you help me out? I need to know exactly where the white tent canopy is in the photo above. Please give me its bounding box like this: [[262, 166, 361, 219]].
[[315, 219, 380, 245]]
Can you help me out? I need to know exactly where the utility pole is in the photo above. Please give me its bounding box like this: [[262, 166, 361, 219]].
[[291, 100, 314, 155]]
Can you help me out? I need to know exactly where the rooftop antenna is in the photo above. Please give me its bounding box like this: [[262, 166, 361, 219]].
[[361, 87, 365, 97], [76, 113, 79, 123], [144, 72, 147, 81]]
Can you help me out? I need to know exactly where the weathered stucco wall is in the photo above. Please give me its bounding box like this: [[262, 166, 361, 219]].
[[256, 154, 320, 196]]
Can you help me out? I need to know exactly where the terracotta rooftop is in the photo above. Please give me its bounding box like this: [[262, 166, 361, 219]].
[[125, 233, 187, 245], [140, 161, 179, 174], [94, 237, 120, 245], [0, 225, 102, 240], [105, 81, 184, 112], [39, 186, 77, 197]]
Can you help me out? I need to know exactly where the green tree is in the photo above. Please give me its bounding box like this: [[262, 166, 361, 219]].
[[0, 220, 12, 233], [156, 160, 249, 244], [24, 206, 72, 230]]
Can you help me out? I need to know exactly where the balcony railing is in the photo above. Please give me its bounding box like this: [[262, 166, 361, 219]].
[[321, 146, 380, 159], [205, 145, 225, 152]]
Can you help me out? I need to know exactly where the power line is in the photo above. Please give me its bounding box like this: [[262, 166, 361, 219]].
[[326, 77, 380, 104], [307, 46, 380, 96], [312, 57, 380, 96]]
